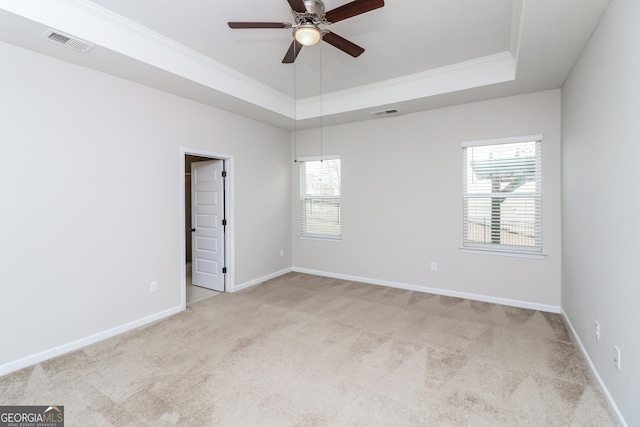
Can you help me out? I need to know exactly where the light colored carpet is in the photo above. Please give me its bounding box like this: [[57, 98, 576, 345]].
[[0, 273, 617, 426]]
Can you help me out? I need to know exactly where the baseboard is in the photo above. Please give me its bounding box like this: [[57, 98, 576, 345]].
[[0, 267, 561, 377], [0, 305, 183, 377], [0, 268, 292, 376], [560, 309, 628, 427], [292, 267, 561, 313], [233, 267, 293, 292]]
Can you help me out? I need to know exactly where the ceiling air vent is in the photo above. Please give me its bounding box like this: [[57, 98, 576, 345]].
[[371, 109, 399, 116], [42, 30, 94, 53]]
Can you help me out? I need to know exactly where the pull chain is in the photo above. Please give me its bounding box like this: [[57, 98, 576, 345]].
[[320, 41, 323, 162], [293, 42, 298, 163]]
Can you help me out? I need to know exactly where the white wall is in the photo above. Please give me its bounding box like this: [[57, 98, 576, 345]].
[[293, 90, 562, 309], [0, 41, 291, 370], [562, 0, 640, 425]]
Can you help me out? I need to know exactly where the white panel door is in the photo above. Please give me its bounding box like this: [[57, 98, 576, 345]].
[[191, 160, 225, 291]]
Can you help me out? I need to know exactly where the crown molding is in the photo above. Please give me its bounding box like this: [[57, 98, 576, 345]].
[[1, 0, 295, 117], [296, 51, 517, 119], [511, 0, 526, 76]]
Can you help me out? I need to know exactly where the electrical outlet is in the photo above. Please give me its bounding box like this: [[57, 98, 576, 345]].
[[280, 249, 284, 257], [150, 281, 158, 293], [430, 262, 438, 271], [614, 346, 621, 371], [595, 321, 600, 341]]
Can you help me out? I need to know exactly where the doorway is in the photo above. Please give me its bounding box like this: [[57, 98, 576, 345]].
[[181, 148, 235, 308]]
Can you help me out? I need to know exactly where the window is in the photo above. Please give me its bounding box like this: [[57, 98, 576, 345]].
[[299, 157, 341, 238], [462, 135, 542, 253]]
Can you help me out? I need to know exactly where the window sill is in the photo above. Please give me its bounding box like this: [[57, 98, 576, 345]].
[[460, 248, 547, 259], [298, 235, 343, 242]]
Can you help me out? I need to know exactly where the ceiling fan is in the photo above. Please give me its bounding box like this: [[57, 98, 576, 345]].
[[228, 0, 384, 63]]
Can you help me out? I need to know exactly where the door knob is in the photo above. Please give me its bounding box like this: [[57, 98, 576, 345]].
[[191, 228, 196, 232]]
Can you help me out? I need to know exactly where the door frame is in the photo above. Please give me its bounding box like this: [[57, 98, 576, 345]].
[[180, 147, 235, 309]]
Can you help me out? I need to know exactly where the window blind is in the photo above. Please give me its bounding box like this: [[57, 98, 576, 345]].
[[462, 139, 542, 251], [299, 158, 341, 238]]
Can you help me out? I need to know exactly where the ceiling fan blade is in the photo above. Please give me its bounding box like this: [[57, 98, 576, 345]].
[[282, 40, 304, 63], [322, 31, 365, 57], [287, 0, 307, 13], [228, 22, 291, 29], [324, 0, 384, 24]]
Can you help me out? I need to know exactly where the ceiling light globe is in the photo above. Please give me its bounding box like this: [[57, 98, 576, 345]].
[[294, 25, 321, 46]]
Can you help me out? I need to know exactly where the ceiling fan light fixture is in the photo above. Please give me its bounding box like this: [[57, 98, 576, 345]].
[[294, 24, 321, 46]]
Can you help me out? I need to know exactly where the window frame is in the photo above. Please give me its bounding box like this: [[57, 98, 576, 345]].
[[298, 155, 342, 240], [461, 134, 544, 257]]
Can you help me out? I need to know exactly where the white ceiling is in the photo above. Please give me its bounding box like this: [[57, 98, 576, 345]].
[[87, 0, 514, 98], [0, 0, 610, 130]]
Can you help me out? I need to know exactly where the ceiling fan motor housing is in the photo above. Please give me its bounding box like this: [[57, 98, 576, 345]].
[[302, 0, 325, 20]]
